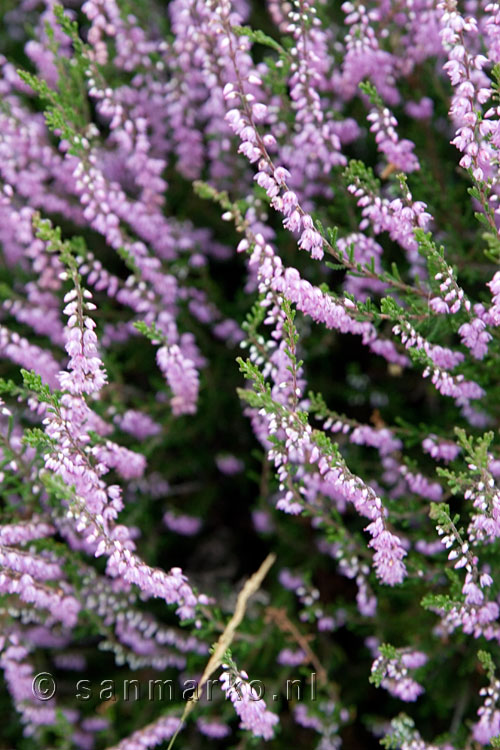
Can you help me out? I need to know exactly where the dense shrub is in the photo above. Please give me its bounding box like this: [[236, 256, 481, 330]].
[[1, 1, 500, 748]]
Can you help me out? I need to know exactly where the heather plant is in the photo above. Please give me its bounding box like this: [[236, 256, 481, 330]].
[[2, 0, 500, 749]]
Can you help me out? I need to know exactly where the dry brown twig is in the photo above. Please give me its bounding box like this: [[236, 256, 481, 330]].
[[165, 552, 277, 750], [265, 606, 328, 687]]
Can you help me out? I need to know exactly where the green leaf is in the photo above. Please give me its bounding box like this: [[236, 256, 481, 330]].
[[232, 25, 286, 55]]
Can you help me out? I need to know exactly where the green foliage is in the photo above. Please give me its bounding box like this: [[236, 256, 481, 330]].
[[380, 714, 417, 749], [22, 427, 57, 452], [359, 80, 384, 108], [237, 356, 270, 401], [32, 214, 85, 272], [369, 643, 398, 688], [478, 650, 496, 682], [343, 160, 380, 195], [429, 502, 455, 527], [380, 296, 406, 320], [241, 298, 267, 340], [133, 320, 165, 344], [193, 181, 248, 233], [231, 25, 287, 56], [19, 4, 92, 152], [21, 369, 58, 406], [455, 428, 494, 471], [420, 593, 462, 613]]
